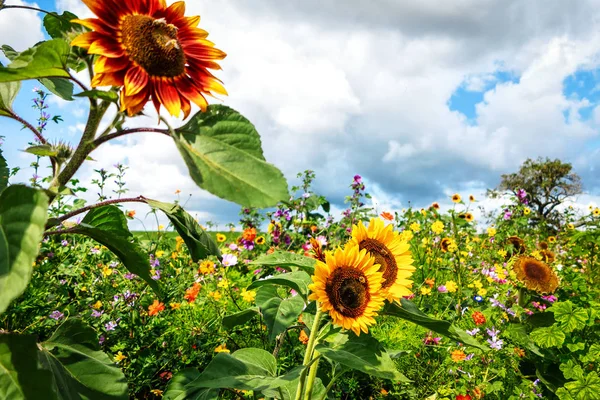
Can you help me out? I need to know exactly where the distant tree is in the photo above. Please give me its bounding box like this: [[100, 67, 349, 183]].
[[490, 157, 582, 230]]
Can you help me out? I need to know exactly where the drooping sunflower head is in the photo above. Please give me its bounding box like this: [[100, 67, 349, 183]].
[[506, 236, 526, 259], [308, 246, 385, 335], [72, 0, 227, 118], [347, 218, 415, 302], [512, 256, 559, 294]]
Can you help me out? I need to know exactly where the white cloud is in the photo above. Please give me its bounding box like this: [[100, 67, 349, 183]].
[[0, 0, 44, 63]]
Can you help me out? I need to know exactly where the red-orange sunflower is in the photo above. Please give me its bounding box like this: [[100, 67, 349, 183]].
[[71, 0, 227, 117]]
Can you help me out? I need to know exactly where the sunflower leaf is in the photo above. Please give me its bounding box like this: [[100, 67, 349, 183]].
[[174, 105, 289, 208], [247, 271, 312, 301], [0, 39, 70, 83], [382, 299, 488, 350], [222, 307, 260, 330], [146, 199, 221, 262], [163, 369, 220, 400], [255, 286, 305, 342], [0, 62, 20, 117], [249, 251, 315, 274], [0, 145, 8, 193]]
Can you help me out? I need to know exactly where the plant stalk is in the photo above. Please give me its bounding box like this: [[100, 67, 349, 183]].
[[294, 307, 323, 400]]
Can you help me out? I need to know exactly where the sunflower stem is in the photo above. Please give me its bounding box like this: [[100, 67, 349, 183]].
[[518, 287, 527, 308], [304, 349, 321, 400], [295, 307, 323, 400]]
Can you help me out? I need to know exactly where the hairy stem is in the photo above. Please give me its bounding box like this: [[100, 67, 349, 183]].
[[5, 112, 48, 144], [92, 128, 170, 148]]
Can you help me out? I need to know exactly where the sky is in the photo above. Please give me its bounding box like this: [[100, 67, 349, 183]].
[[2, 0, 600, 230]]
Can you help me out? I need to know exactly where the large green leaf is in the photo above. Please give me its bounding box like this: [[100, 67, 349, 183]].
[[146, 199, 221, 262], [164, 369, 219, 400], [39, 77, 73, 101], [382, 299, 488, 350], [564, 372, 600, 400], [70, 205, 160, 295], [249, 251, 315, 274], [0, 62, 20, 117], [550, 301, 589, 332], [43, 11, 84, 39], [0, 147, 8, 192], [0, 40, 70, 82], [256, 286, 305, 342], [530, 325, 566, 348], [0, 334, 56, 400], [173, 105, 289, 208], [0, 185, 49, 313], [316, 332, 410, 383], [247, 271, 312, 301], [222, 307, 259, 330], [39, 319, 128, 399], [262, 377, 326, 400]]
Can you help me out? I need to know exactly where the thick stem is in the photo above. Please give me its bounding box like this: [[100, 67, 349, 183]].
[[517, 287, 527, 308], [318, 372, 342, 400], [304, 350, 321, 400], [294, 308, 323, 400]]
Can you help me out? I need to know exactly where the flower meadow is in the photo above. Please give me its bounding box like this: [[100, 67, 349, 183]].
[[0, 1, 599, 400]]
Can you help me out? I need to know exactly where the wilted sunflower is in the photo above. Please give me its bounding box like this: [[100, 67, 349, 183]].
[[512, 256, 559, 294], [71, 0, 227, 117], [506, 236, 526, 259], [348, 218, 415, 302], [308, 246, 385, 335], [539, 249, 555, 263]]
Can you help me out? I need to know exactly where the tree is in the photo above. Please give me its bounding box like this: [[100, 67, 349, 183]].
[[492, 157, 582, 230]]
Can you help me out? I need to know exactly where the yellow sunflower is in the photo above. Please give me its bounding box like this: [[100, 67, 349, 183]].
[[308, 246, 385, 335], [506, 236, 526, 259], [451, 194, 462, 203], [216, 233, 226, 242], [71, 0, 227, 117], [440, 237, 455, 253], [512, 256, 559, 294], [256, 236, 266, 245], [347, 218, 415, 302], [465, 212, 474, 222]]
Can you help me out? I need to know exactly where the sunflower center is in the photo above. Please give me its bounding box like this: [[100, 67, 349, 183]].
[[359, 238, 397, 289], [120, 15, 185, 77], [325, 267, 370, 318], [524, 262, 548, 281]]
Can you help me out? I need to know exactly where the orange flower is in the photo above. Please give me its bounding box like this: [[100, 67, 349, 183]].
[[514, 347, 526, 357], [424, 278, 435, 288], [126, 210, 136, 218], [184, 282, 202, 303], [242, 227, 257, 242], [148, 300, 165, 316], [450, 349, 466, 362], [299, 330, 309, 345], [71, 0, 227, 117], [380, 211, 394, 221], [471, 311, 486, 326]]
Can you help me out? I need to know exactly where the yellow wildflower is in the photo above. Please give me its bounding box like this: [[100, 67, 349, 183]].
[[410, 222, 421, 232], [445, 281, 458, 293], [214, 343, 230, 353], [170, 303, 181, 310], [114, 351, 127, 364], [155, 250, 165, 258], [420, 287, 432, 295], [431, 220, 444, 234], [241, 289, 256, 303], [102, 265, 112, 278], [92, 301, 103, 310], [487, 227, 497, 236]]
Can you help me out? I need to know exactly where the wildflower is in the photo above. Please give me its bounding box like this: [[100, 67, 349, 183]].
[[114, 351, 127, 364], [420, 287, 432, 295], [517, 188, 528, 204], [471, 311, 486, 326], [105, 321, 118, 331], [208, 291, 222, 301], [216, 233, 226, 242], [222, 254, 238, 267], [151, 269, 161, 280], [487, 336, 504, 350], [101, 265, 113, 278], [49, 310, 64, 320], [91, 310, 104, 318], [548, 236, 556, 244], [469, 194, 475, 202], [594, 208, 600, 217], [456, 395, 472, 400], [523, 207, 531, 215], [445, 280, 458, 293], [437, 285, 448, 293], [150, 389, 163, 397], [506, 236, 526, 258], [440, 238, 456, 253], [170, 302, 181, 310], [308, 246, 386, 336], [503, 209, 512, 220], [240, 289, 256, 303], [380, 211, 394, 221], [61, 239, 69, 247], [242, 227, 257, 242], [514, 348, 526, 357], [217, 279, 229, 289], [464, 212, 474, 222], [299, 330, 309, 345], [158, 225, 164, 231], [450, 349, 466, 362], [214, 343, 230, 353], [199, 260, 216, 275], [424, 278, 435, 288], [567, 223, 575, 230], [466, 328, 480, 336], [513, 256, 559, 294], [255, 236, 266, 245], [423, 332, 441, 345], [410, 222, 421, 232], [126, 210, 136, 218], [431, 220, 444, 234], [487, 227, 496, 237], [451, 194, 462, 203], [148, 300, 165, 316], [431, 202, 440, 210], [184, 283, 202, 303]]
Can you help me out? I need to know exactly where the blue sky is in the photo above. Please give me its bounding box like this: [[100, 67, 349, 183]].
[[3, 0, 600, 228]]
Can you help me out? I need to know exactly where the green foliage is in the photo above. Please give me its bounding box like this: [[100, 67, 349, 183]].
[[163, 369, 219, 400], [249, 251, 316, 274], [0, 185, 49, 314], [563, 372, 600, 400], [255, 286, 304, 342], [222, 307, 260, 330], [530, 325, 566, 348], [0, 65, 20, 117], [0, 146, 7, 193], [173, 105, 289, 208], [70, 205, 160, 295], [550, 301, 589, 332], [0, 40, 71, 82], [247, 271, 312, 301]]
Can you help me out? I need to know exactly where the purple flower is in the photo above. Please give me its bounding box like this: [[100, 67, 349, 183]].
[[302, 192, 311, 198], [466, 328, 480, 336], [486, 327, 500, 338], [90, 247, 100, 254], [91, 310, 103, 318], [229, 243, 239, 251], [49, 310, 64, 320], [465, 353, 475, 361], [517, 189, 528, 204], [98, 335, 106, 345], [151, 269, 161, 280], [437, 285, 448, 293], [61, 239, 69, 247], [353, 175, 362, 184], [222, 254, 238, 267], [104, 321, 118, 331], [503, 209, 512, 220], [487, 337, 504, 350], [124, 272, 136, 280], [253, 268, 262, 275]]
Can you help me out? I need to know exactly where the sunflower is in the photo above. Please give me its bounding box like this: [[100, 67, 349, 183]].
[[431, 202, 440, 210], [451, 194, 462, 203], [512, 256, 559, 294], [548, 236, 556, 244], [71, 0, 227, 117], [308, 246, 385, 335], [506, 236, 526, 259], [216, 233, 226, 242], [469, 194, 475, 202], [465, 212, 474, 222], [255, 236, 266, 245], [539, 249, 555, 263], [440, 237, 455, 253], [348, 218, 415, 302]]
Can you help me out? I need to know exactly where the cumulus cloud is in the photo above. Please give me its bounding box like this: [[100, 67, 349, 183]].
[[0, 0, 44, 63]]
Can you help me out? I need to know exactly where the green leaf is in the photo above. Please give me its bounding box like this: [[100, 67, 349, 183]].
[[222, 307, 259, 330], [0, 64, 20, 117], [0, 185, 49, 314], [74, 89, 118, 103], [247, 271, 312, 301], [262, 377, 326, 400], [0, 40, 70, 83], [173, 105, 289, 208], [256, 286, 304, 342], [39, 319, 128, 399], [249, 251, 315, 274], [530, 326, 566, 348], [316, 332, 411, 383], [580, 344, 600, 363], [382, 299, 488, 350], [70, 205, 160, 295], [39, 78, 73, 101], [146, 199, 221, 262], [566, 343, 586, 353], [0, 334, 56, 400], [564, 372, 600, 400], [24, 144, 58, 157], [561, 360, 584, 380], [0, 147, 8, 192], [504, 324, 544, 358], [43, 11, 84, 39], [164, 369, 219, 400], [550, 301, 589, 332]]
